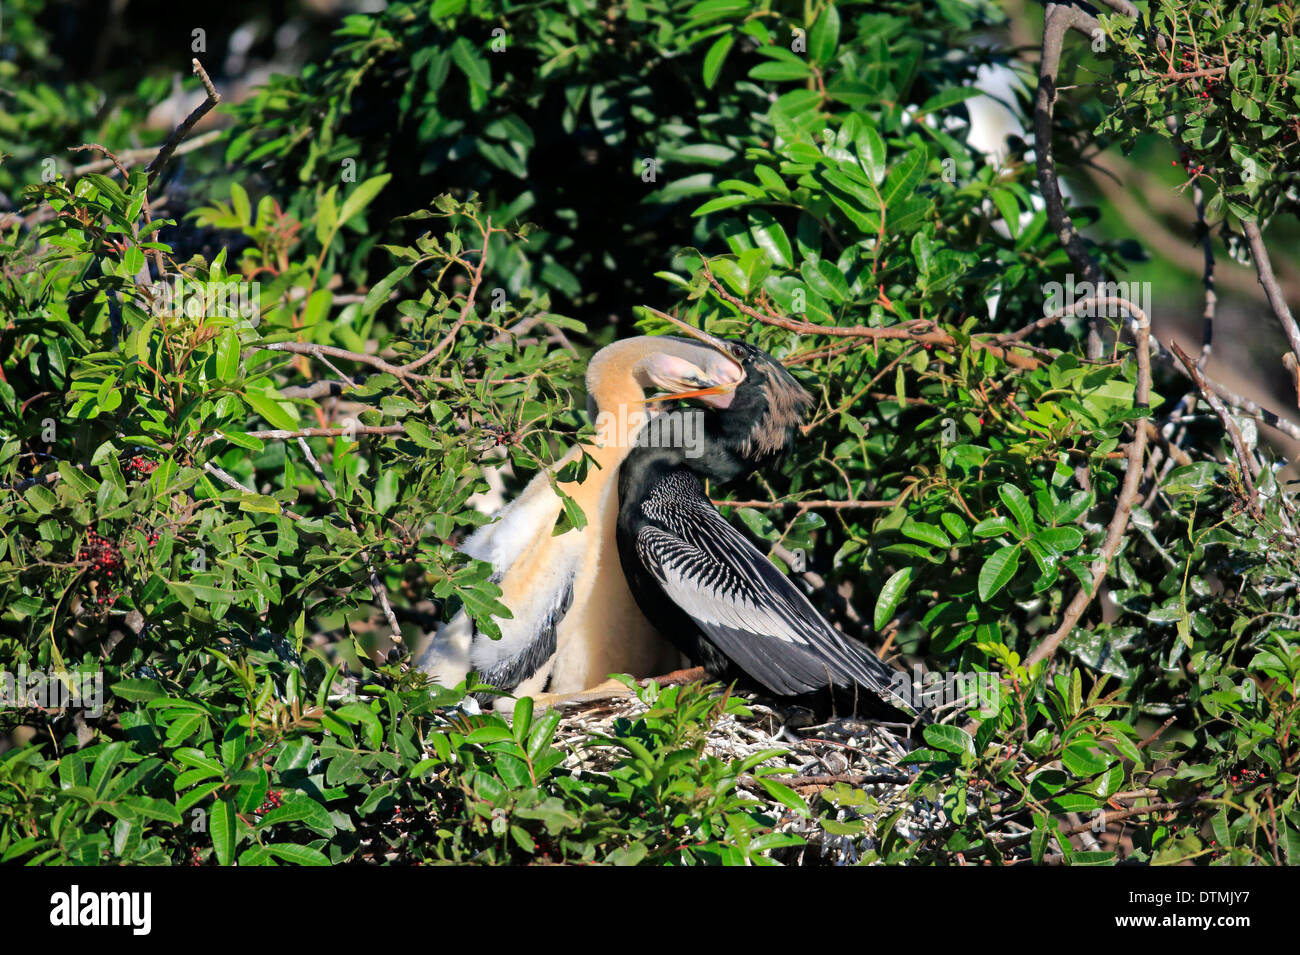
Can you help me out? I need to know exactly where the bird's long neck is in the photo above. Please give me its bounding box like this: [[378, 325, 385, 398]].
[[564, 338, 666, 496]]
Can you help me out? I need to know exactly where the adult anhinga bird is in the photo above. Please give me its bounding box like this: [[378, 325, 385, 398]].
[[616, 309, 917, 717], [416, 318, 745, 710]]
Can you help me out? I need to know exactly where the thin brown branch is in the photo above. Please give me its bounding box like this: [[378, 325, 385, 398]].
[[713, 497, 902, 512], [201, 462, 304, 522], [1159, 66, 1228, 81], [1034, 3, 1105, 358], [1025, 307, 1151, 667], [280, 380, 351, 401], [1242, 219, 1300, 370], [701, 263, 1042, 370], [1169, 339, 1262, 519], [70, 129, 223, 177], [146, 59, 221, 184], [748, 771, 912, 789], [258, 341, 428, 381], [401, 216, 493, 373], [202, 424, 407, 446], [293, 437, 403, 644]]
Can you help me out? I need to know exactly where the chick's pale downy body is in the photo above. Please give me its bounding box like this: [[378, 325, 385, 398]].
[[416, 328, 744, 710]]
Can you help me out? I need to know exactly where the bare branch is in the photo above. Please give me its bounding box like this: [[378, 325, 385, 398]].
[[714, 497, 902, 512], [1169, 339, 1262, 519], [203, 424, 407, 446], [258, 341, 428, 380], [1034, 3, 1105, 358], [146, 59, 221, 184], [202, 462, 304, 522], [70, 129, 223, 178], [1242, 219, 1300, 370]]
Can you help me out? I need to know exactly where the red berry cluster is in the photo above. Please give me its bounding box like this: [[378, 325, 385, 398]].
[[1178, 52, 1219, 100], [1172, 149, 1205, 178], [1229, 764, 1267, 787], [127, 455, 158, 477], [79, 530, 123, 608], [255, 790, 284, 815]]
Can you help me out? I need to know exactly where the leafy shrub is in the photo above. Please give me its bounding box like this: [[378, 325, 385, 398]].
[[1, 0, 1297, 864]]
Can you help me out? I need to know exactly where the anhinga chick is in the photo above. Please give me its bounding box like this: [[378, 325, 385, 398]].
[[416, 323, 745, 710], [616, 309, 918, 719]]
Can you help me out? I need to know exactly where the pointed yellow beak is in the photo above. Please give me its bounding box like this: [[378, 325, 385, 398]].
[[643, 383, 737, 404], [637, 305, 743, 407]]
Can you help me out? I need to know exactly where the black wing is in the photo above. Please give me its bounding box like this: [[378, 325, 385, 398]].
[[634, 470, 913, 707]]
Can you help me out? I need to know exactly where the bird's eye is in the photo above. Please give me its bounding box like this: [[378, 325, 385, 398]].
[[730, 344, 746, 360]]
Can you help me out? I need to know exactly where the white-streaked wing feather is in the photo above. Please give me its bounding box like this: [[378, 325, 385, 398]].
[[636, 470, 908, 701]]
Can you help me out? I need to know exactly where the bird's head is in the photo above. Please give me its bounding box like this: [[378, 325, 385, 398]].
[[584, 318, 746, 425], [639, 307, 814, 464]]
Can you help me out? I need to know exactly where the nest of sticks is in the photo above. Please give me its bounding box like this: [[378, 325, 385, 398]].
[[538, 675, 948, 865]]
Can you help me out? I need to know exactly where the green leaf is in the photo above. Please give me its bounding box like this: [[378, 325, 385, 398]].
[[855, 126, 887, 185], [338, 173, 392, 228], [923, 724, 975, 758], [749, 60, 812, 82], [873, 566, 914, 630], [972, 516, 1015, 538], [363, 264, 414, 316], [315, 187, 338, 246], [882, 148, 927, 207], [991, 188, 1021, 237], [211, 796, 236, 866], [1061, 741, 1111, 777], [702, 34, 734, 89], [430, 0, 466, 18], [120, 796, 181, 825], [808, 5, 841, 64], [902, 519, 951, 549], [243, 389, 298, 432], [1037, 526, 1084, 554], [215, 331, 240, 382], [173, 748, 225, 780], [748, 210, 793, 268], [111, 678, 165, 702], [450, 37, 491, 91], [998, 484, 1034, 534], [265, 843, 330, 866], [978, 544, 1021, 601], [259, 797, 334, 835]]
